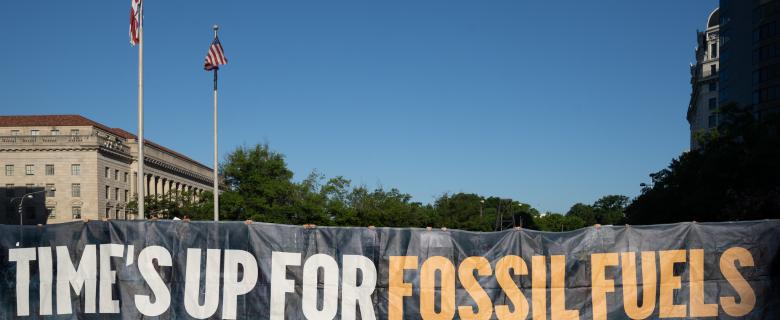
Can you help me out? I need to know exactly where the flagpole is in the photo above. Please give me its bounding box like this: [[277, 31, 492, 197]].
[[212, 25, 219, 222], [137, 15, 145, 220]]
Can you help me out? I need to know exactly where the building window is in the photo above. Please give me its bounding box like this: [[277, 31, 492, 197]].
[[115, 187, 119, 200], [105, 208, 111, 219], [710, 64, 717, 76], [30, 129, 39, 136], [114, 169, 119, 180], [116, 209, 121, 220], [4, 165, 13, 176], [124, 190, 129, 202], [25, 164, 34, 175], [10, 130, 19, 136], [72, 207, 81, 219], [708, 114, 717, 128], [45, 164, 55, 175], [72, 183, 81, 197], [25, 184, 34, 193], [50, 129, 59, 136], [711, 43, 718, 58], [708, 98, 717, 110], [47, 207, 56, 219], [105, 167, 110, 178], [709, 82, 717, 92], [46, 184, 55, 197], [70, 129, 80, 136], [105, 186, 110, 199], [5, 184, 14, 197], [124, 172, 128, 183], [71, 164, 80, 176]]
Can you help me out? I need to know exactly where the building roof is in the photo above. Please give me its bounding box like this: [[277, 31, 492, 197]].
[[707, 8, 719, 28], [0, 114, 212, 171]]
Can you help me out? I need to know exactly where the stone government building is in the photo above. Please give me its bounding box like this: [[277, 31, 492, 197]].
[[0, 115, 214, 223]]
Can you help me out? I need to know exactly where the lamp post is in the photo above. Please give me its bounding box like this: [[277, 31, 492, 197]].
[[515, 203, 524, 228], [11, 186, 55, 246]]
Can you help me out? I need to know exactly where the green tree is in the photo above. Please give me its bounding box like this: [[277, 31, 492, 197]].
[[626, 105, 780, 224], [567, 203, 596, 225], [592, 195, 628, 225], [217, 144, 304, 223], [127, 190, 203, 219], [429, 193, 493, 231], [339, 186, 428, 228], [566, 195, 627, 226], [535, 213, 585, 232]]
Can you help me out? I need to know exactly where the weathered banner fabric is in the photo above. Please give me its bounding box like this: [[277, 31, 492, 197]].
[[0, 220, 778, 319]]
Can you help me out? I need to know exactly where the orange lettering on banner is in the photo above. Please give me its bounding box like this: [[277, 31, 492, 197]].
[[658, 250, 686, 318], [420, 256, 455, 320], [689, 249, 717, 317], [457, 257, 493, 320], [550, 255, 579, 320], [531, 256, 547, 320], [719, 247, 756, 317], [620, 251, 656, 319], [590, 253, 618, 320], [388, 256, 417, 320], [495, 255, 529, 320]]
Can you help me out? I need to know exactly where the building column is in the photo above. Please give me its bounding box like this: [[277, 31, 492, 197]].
[[159, 177, 164, 196], [145, 174, 151, 197], [131, 172, 137, 198]]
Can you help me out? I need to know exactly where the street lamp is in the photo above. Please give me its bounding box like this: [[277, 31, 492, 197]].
[[479, 199, 485, 217], [10, 186, 55, 246]]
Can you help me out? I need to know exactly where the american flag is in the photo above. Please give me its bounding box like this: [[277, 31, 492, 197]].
[[129, 0, 142, 46], [204, 37, 228, 71]]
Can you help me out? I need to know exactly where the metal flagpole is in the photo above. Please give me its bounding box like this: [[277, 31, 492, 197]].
[[137, 14, 145, 219], [213, 25, 219, 222]]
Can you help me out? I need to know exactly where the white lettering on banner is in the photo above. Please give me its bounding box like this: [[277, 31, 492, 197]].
[[134, 246, 172, 316], [9, 248, 36, 316], [222, 249, 259, 319], [184, 248, 221, 319], [56, 245, 97, 314], [99, 244, 125, 313], [302, 254, 340, 320], [2, 239, 765, 319], [342, 255, 378, 320], [269, 252, 379, 320], [270, 251, 301, 320], [38, 247, 54, 315]]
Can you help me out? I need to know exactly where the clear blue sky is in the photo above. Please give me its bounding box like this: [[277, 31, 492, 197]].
[[1, 0, 718, 213]]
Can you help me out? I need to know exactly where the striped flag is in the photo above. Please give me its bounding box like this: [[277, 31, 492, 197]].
[[204, 37, 228, 70], [129, 0, 142, 46]]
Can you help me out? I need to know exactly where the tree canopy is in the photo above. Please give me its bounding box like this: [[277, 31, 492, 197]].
[[145, 144, 628, 232], [626, 105, 780, 223]]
